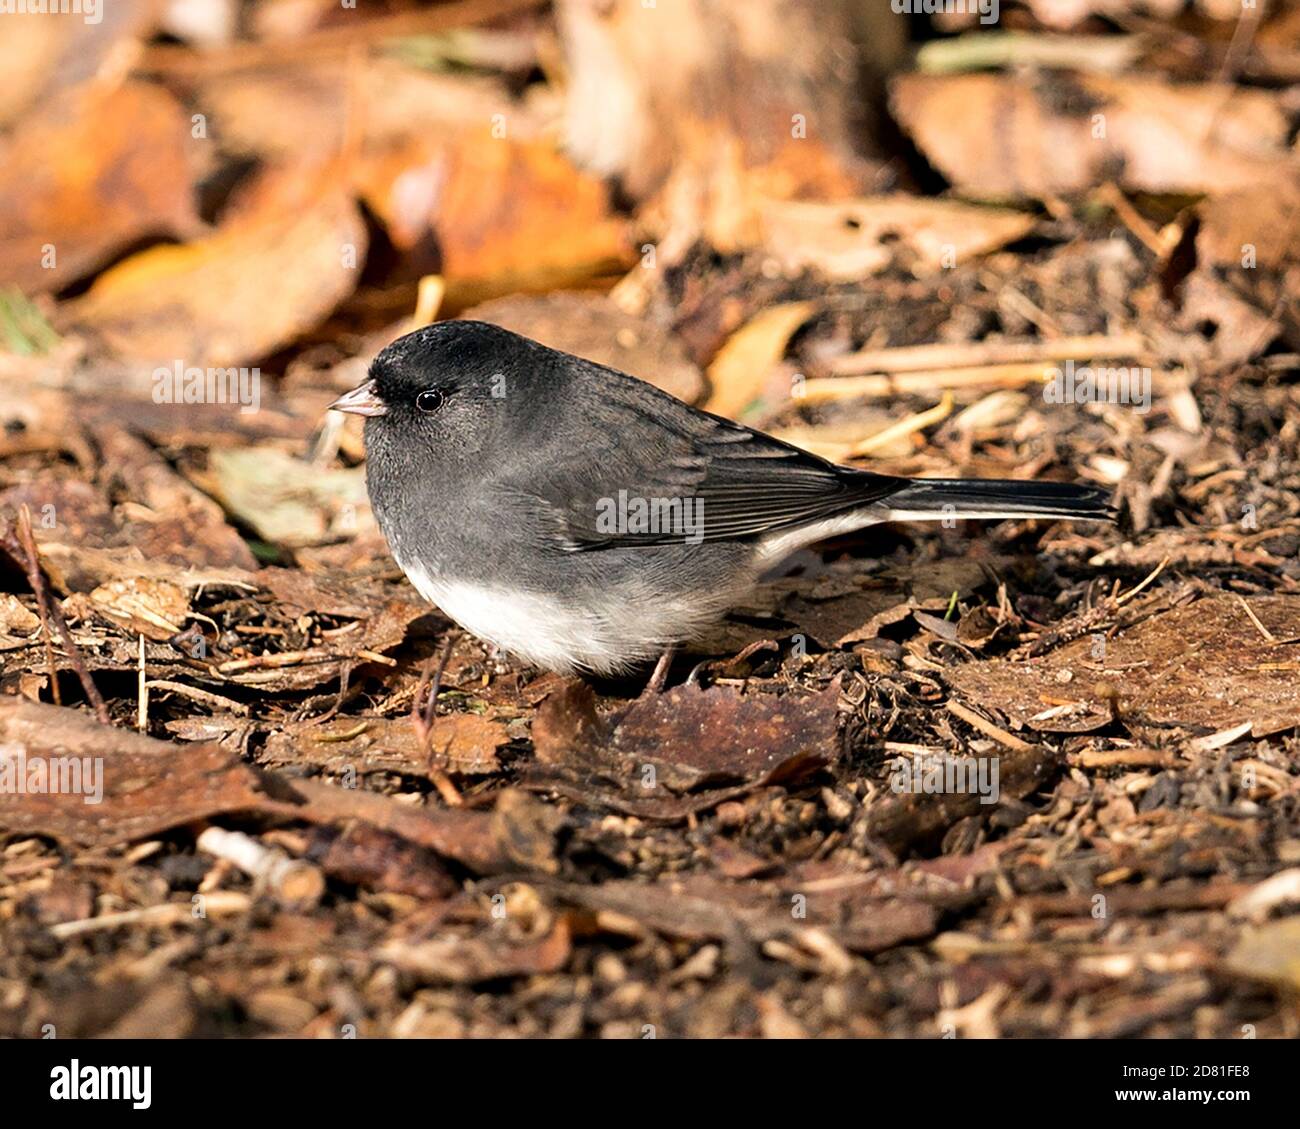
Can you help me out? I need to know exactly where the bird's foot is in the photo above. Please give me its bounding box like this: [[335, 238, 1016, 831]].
[[644, 644, 679, 694], [686, 638, 780, 686]]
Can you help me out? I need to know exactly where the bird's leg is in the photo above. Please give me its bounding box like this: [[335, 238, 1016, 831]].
[[411, 634, 456, 752], [645, 644, 679, 694], [686, 638, 780, 686]]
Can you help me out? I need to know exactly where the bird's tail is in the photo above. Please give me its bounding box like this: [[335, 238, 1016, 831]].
[[880, 478, 1115, 523]]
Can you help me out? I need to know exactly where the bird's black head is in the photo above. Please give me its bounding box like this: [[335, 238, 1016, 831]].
[[330, 320, 555, 460]]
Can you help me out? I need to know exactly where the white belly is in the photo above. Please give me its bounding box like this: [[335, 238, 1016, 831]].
[[397, 558, 698, 675]]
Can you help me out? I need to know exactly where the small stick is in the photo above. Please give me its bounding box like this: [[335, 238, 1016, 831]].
[[2, 506, 110, 723], [412, 636, 457, 746], [946, 699, 1035, 753], [412, 636, 462, 805], [826, 332, 1147, 376], [1095, 182, 1168, 258], [29, 533, 61, 706], [1113, 556, 1168, 607], [144, 680, 251, 716], [216, 648, 333, 673], [410, 274, 446, 329], [1237, 596, 1276, 645], [196, 827, 325, 910], [801, 362, 1054, 403], [134, 0, 544, 75], [50, 891, 251, 939], [137, 634, 147, 732], [846, 392, 953, 457], [645, 644, 679, 694]]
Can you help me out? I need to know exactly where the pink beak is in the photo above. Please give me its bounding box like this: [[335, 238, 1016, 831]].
[[329, 380, 386, 417]]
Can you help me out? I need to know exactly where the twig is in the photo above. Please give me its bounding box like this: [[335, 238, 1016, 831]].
[[49, 892, 251, 939], [1114, 556, 1169, 607], [144, 680, 252, 716], [826, 332, 1147, 376], [0, 506, 110, 723], [945, 699, 1035, 752], [137, 635, 147, 732], [215, 648, 333, 673], [1237, 596, 1276, 644], [196, 827, 325, 910], [1095, 182, 1171, 257], [412, 636, 463, 805], [803, 362, 1050, 403], [847, 392, 954, 457]]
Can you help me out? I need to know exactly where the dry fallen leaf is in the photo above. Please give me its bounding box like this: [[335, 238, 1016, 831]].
[[946, 594, 1300, 737], [377, 916, 571, 985], [532, 677, 841, 796], [0, 593, 40, 637], [357, 134, 632, 303], [759, 196, 1036, 280], [1223, 917, 1300, 990], [262, 712, 508, 778], [0, 698, 273, 847], [0, 81, 199, 293], [891, 72, 1294, 199], [89, 576, 190, 642], [196, 57, 530, 162], [67, 166, 366, 367], [703, 301, 816, 421], [0, 1, 157, 127], [203, 446, 370, 548]]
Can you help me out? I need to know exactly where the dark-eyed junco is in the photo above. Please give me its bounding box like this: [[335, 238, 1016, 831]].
[[332, 321, 1113, 676]]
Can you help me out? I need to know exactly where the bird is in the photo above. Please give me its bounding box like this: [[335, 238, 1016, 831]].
[[331, 320, 1113, 680]]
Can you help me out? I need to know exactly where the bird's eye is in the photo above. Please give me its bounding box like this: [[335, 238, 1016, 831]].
[[415, 389, 445, 413]]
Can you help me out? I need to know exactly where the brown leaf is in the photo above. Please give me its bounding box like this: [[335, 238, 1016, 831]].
[[67, 166, 366, 367], [890, 72, 1294, 199], [532, 677, 841, 795], [263, 712, 507, 779], [0, 81, 199, 293], [0, 698, 273, 847], [304, 823, 459, 901], [283, 781, 559, 876], [357, 135, 631, 302], [758, 196, 1036, 281], [945, 594, 1300, 738], [867, 743, 1062, 852], [703, 301, 816, 421], [196, 57, 526, 163], [89, 576, 190, 642], [0, 3, 157, 128], [93, 426, 258, 571], [377, 916, 571, 985], [547, 875, 938, 955]]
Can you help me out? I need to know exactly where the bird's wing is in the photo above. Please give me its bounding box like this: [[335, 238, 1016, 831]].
[[500, 378, 906, 550]]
